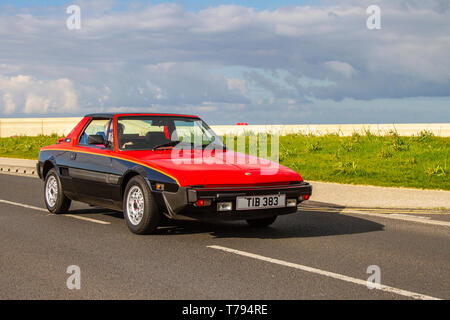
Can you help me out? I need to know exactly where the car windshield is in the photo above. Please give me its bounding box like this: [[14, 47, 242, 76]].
[[116, 116, 224, 151]]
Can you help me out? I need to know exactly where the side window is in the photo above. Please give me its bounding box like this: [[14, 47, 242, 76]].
[[79, 119, 111, 148]]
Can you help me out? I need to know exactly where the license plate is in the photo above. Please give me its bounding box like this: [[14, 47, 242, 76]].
[[236, 194, 286, 210]]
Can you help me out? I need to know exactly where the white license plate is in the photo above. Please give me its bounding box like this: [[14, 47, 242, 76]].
[[236, 194, 286, 210]]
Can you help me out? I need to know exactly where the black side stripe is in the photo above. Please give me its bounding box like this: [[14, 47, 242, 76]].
[[69, 168, 121, 185]]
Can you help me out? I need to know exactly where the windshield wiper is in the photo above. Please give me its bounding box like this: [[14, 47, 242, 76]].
[[152, 141, 181, 150]]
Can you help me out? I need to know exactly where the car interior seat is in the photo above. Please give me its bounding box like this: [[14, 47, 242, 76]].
[[145, 131, 170, 149]]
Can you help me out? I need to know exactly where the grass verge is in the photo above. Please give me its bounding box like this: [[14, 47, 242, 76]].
[[0, 134, 61, 160], [227, 130, 449, 190]]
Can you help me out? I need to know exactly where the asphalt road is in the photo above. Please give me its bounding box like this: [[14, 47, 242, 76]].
[[0, 174, 449, 300]]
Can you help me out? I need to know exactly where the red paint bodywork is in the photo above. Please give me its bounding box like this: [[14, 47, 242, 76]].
[[42, 114, 303, 187]]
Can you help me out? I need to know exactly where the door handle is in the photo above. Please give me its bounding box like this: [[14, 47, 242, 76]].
[[70, 152, 77, 160]]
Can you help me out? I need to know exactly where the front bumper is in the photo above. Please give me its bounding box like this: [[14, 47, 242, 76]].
[[158, 182, 312, 221]]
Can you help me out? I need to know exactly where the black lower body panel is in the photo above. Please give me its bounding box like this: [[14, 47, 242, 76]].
[[158, 182, 312, 222]]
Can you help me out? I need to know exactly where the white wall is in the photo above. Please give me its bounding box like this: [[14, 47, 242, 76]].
[[0, 117, 449, 137], [212, 123, 450, 137], [0, 118, 82, 138]]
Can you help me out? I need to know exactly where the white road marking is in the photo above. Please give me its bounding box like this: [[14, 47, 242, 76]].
[[63, 214, 111, 225], [208, 245, 441, 300], [0, 199, 47, 212], [390, 214, 431, 220], [0, 199, 110, 225], [341, 210, 450, 227], [303, 206, 448, 215], [302, 206, 450, 227]]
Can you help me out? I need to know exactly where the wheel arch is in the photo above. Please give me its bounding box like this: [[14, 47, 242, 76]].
[[119, 169, 169, 214], [42, 160, 57, 179], [120, 170, 144, 199]]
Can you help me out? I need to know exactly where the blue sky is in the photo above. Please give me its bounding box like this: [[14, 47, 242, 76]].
[[1, 0, 318, 11], [0, 0, 449, 124]]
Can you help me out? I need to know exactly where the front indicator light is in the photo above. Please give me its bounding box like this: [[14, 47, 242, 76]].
[[287, 199, 297, 207], [302, 194, 310, 201], [217, 202, 232, 211], [195, 199, 212, 207]]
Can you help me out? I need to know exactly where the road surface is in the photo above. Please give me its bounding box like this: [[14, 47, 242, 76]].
[[0, 174, 448, 299]]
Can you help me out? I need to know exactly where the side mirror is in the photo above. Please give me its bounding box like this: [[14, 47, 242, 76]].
[[88, 134, 106, 145]]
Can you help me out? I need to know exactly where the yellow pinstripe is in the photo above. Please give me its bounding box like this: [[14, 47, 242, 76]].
[[41, 148, 180, 185]]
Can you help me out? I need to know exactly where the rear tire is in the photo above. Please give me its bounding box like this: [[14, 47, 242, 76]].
[[246, 216, 277, 228], [123, 176, 160, 234], [44, 168, 71, 214]]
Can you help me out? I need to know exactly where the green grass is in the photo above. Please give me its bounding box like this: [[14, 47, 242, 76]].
[[0, 131, 448, 190], [227, 130, 449, 190], [0, 134, 61, 159]]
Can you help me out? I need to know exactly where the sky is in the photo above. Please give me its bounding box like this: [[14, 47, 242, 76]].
[[0, 0, 317, 11], [0, 0, 449, 124]]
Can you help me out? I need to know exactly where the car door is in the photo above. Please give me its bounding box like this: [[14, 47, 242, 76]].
[[69, 118, 118, 205]]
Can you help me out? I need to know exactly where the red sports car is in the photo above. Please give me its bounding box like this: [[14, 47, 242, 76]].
[[37, 113, 312, 234]]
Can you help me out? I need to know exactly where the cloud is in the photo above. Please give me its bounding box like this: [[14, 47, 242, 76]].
[[325, 61, 357, 79], [0, 1, 448, 122], [0, 75, 78, 114]]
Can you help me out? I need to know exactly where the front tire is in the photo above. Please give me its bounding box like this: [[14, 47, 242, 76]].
[[246, 216, 277, 228], [123, 176, 160, 234], [44, 168, 71, 214]]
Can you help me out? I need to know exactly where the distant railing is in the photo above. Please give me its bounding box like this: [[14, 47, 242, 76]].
[[0, 117, 449, 137]]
